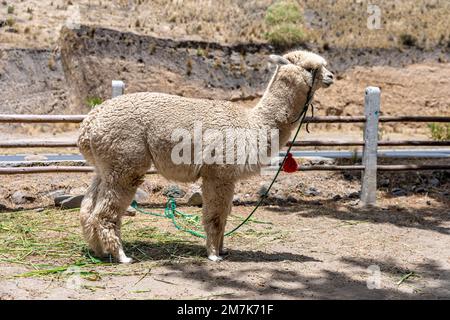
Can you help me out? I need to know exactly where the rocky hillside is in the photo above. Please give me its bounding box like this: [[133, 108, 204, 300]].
[[60, 25, 450, 114], [59, 25, 273, 113], [1, 23, 449, 140], [0, 48, 68, 114]]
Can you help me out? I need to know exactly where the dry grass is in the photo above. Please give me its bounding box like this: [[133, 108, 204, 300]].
[[0, 0, 449, 49], [0, 206, 278, 279]]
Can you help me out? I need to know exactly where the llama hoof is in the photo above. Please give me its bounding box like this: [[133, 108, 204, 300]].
[[123, 206, 137, 217], [208, 255, 223, 262], [119, 256, 134, 264]]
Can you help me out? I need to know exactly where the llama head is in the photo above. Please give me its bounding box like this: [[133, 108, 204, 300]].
[[269, 50, 334, 90]]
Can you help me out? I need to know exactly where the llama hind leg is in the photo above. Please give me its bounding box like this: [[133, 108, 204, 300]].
[[92, 178, 140, 263], [201, 177, 235, 261], [80, 175, 104, 257]]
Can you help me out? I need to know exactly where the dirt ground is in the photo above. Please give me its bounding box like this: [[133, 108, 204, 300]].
[[0, 170, 449, 300]]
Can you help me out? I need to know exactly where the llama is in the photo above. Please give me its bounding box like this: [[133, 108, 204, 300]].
[[78, 50, 334, 263]]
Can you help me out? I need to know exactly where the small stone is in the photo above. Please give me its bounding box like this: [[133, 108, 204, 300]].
[[287, 194, 298, 203], [429, 178, 440, 187], [124, 206, 137, 217], [54, 195, 72, 207], [305, 187, 320, 197], [162, 185, 186, 198], [232, 195, 241, 205], [258, 184, 269, 197], [134, 188, 150, 203], [414, 186, 427, 193], [391, 188, 407, 197], [5, 27, 18, 33], [186, 185, 203, 207], [60, 195, 84, 209], [187, 192, 203, 206], [379, 178, 390, 188], [11, 191, 35, 205], [332, 194, 342, 201], [348, 191, 360, 199], [48, 189, 66, 199], [343, 173, 354, 181], [35, 208, 45, 212]]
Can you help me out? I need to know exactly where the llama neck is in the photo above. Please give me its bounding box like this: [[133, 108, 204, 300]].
[[251, 71, 310, 145]]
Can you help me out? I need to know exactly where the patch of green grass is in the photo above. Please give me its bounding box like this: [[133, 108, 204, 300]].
[[0, 209, 99, 274], [86, 97, 103, 108], [0, 208, 204, 278], [264, 0, 304, 48], [16, 262, 102, 278], [5, 16, 14, 27], [265, 24, 305, 48], [238, 226, 289, 241], [397, 271, 419, 286], [265, 0, 302, 26], [0, 205, 280, 278], [196, 48, 205, 57], [428, 123, 450, 141], [230, 214, 273, 225]]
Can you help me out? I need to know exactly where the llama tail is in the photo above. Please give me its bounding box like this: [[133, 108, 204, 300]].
[[77, 120, 95, 165], [80, 175, 104, 256]]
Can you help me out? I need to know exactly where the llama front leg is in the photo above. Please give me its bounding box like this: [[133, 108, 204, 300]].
[[218, 201, 233, 256], [201, 177, 235, 261]]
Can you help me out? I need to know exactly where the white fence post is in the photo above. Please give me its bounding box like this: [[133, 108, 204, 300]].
[[112, 80, 125, 98], [360, 87, 381, 206]]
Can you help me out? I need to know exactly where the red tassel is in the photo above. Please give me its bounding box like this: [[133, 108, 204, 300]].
[[283, 152, 298, 173]]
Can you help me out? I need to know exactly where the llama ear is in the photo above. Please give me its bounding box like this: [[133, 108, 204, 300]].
[[269, 54, 290, 65]]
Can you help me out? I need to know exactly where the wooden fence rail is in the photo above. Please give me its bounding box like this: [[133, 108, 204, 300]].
[[1, 114, 449, 124], [1, 164, 449, 175], [1, 81, 449, 207], [2, 139, 450, 148]]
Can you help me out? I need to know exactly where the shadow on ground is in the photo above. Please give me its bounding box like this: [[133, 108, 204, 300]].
[[123, 240, 320, 264], [265, 198, 450, 235], [119, 239, 449, 299]]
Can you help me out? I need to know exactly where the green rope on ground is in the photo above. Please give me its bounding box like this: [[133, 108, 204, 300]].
[[131, 197, 205, 238]]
